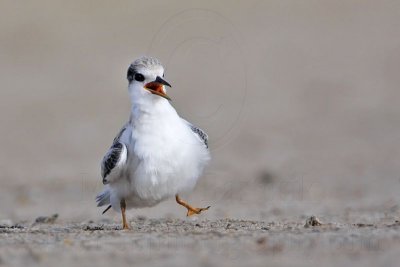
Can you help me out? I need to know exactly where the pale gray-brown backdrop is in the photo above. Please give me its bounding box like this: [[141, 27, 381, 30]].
[[1, 1, 399, 225]]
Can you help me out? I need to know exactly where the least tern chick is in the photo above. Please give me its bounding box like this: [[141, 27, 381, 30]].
[[96, 56, 210, 229]]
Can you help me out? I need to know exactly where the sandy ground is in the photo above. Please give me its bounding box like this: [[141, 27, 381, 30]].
[[1, 216, 400, 267], [1, 1, 400, 266]]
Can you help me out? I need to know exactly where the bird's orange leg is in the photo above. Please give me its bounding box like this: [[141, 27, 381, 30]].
[[175, 194, 210, 216], [120, 199, 130, 230]]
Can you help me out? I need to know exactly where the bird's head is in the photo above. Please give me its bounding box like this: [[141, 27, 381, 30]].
[[127, 56, 171, 102]]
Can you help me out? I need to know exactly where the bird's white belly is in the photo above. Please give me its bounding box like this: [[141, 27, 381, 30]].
[[118, 119, 209, 209]]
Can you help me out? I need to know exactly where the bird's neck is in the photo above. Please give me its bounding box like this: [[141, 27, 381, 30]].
[[129, 97, 178, 124]]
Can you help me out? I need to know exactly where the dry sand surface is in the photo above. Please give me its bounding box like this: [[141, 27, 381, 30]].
[[1, 217, 400, 267], [1, 1, 400, 266]]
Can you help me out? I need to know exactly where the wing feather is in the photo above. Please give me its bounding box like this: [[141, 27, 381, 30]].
[[182, 119, 209, 148], [101, 125, 129, 184], [101, 142, 126, 181]]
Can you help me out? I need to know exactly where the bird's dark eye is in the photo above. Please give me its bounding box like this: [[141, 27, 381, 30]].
[[163, 73, 165, 77], [134, 73, 145, 82]]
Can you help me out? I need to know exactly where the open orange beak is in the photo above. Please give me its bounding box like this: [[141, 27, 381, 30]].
[[144, 76, 172, 100]]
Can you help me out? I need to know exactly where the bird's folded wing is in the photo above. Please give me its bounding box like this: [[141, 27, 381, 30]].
[[101, 124, 131, 184], [182, 119, 209, 148], [101, 142, 128, 184]]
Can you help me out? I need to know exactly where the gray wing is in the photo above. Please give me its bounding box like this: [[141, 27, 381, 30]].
[[101, 142, 125, 180], [101, 125, 129, 184], [183, 119, 208, 148]]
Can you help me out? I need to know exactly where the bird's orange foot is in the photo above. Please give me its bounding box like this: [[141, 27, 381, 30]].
[[175, 194, 210, 217], [186, 205, 211, 217], [122, 222, 131, 230]]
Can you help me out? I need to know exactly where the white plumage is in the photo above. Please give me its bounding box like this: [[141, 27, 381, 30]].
[[96, 57, 210, 224]]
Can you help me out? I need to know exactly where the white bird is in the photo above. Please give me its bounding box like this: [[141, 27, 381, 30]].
[[96, 56, 211, 229]]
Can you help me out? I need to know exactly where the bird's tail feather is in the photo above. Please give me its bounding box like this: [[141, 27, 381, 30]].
[[96, 188, 110, 207], [102, 205, 112, 214]]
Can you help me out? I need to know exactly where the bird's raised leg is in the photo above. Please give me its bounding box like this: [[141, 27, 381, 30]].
[[175, 194, 210, 216], [120, 199, 130, 230]]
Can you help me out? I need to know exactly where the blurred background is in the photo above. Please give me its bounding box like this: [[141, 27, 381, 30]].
[[1, 0, 400, 223]]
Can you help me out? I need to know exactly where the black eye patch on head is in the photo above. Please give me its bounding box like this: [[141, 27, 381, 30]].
[[127, 65, 136, 82], [127, 64, 146, 83]]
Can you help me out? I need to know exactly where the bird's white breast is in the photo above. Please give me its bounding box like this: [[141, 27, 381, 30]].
[[121, 100, 210, 207]]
